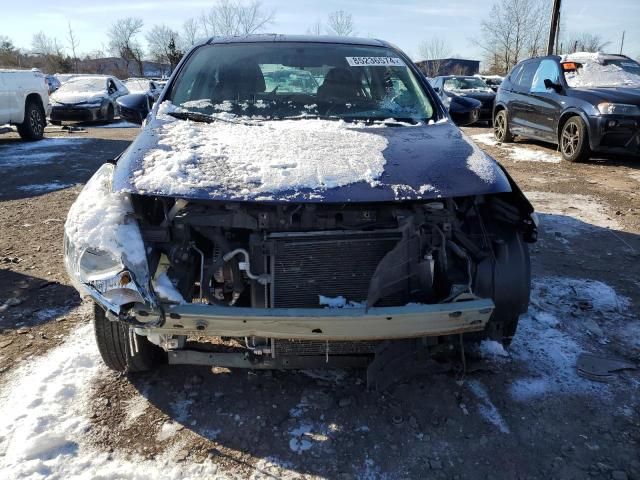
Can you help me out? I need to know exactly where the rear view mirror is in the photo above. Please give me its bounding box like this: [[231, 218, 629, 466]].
[[449, 96, 481, 126], [544, 79, 562, 93], [116, 93, 151, 125]]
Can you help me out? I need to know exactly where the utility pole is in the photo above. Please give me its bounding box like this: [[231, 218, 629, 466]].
[[547, 0, 562, 55], [620, 30, 625, 55]]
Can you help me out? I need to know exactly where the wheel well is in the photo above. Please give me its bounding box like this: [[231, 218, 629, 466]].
[[25, 93, 44, 109], [493, 103, 506, 120], [557, 112, 581, 142]]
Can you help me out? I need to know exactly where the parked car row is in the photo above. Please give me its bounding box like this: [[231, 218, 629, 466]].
[[0, 70, 169, 139]]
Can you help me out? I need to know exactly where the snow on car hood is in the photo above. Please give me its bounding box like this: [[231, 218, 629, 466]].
[[51, 90, 107, 105], [112, 103, 511, 203]]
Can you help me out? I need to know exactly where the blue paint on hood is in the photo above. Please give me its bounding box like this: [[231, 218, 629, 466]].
[[112, 119, 511, 203]]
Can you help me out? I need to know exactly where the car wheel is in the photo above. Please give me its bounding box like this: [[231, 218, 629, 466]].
[[17, 99, 46, 140], [493, 109, 513, 143], [93, 303, 165, 373], [560, 116, 591, 162]]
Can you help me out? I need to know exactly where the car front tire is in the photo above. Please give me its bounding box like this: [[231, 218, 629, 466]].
[[93, 303, 165, 373], [493, 109, 513, 143], [560, 116, 591, 162], [17, 99, 46, 140]]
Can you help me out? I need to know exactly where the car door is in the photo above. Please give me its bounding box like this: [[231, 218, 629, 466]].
[[528, 59, 564, 142], [508, 60, 539, 136]]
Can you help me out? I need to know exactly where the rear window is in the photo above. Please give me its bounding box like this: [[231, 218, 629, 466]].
[[168, 42, 435, 123]]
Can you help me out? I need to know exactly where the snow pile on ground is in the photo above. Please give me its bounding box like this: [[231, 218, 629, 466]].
[[477, 340, 510, 360], [65, 163, 147, 267], [467, 380, 510, 433], [132, 106, 389, 197], [564, 62, 640, 89], [471, 133, 560, 163], [509, 276, 630, 401], [0, 137, 88, 169], [17, 181, 75, 194], [525, 191, 621, 235], [0, 323, 234, 479]]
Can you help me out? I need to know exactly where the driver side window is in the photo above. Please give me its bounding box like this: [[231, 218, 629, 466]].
[[531, 59, 561, 93]]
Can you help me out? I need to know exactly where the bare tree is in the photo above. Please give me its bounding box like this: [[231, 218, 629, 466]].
[[67, 22, 80, 73], [478, 0, 548, 74], [307, 19, 323, 36], [417, 38, 451, 77], [327, 10, 354, 36], [31, 32, 70, 72], [182, 17, 201, 49], [146, 24, 182, 67], [564, 32, 610, 53], [107, 17, 145, 76], [200, 0, 274, 37]]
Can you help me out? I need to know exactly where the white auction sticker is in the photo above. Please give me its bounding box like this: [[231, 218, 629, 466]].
[[346, 56, 405, 67]]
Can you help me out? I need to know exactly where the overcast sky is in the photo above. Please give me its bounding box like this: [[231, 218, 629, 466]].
[[2, 0, 639, 61]]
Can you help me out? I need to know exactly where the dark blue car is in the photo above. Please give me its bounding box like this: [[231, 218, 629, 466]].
[[64, 35, 537, 379], [494, 53, 640, 162]]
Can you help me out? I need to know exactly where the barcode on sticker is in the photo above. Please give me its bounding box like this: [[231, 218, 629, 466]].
[[346, 57, 405, 67]]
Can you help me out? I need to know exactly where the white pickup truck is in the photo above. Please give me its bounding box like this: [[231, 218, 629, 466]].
[[0, 69, 49, 140]]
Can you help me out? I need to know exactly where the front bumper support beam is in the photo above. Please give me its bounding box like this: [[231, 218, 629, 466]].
[[135, 299, 494, 340]]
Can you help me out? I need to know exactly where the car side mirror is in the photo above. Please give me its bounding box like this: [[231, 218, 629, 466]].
[[116, 93, 150, 125], [543, 79, 562, 93], [449, 96, 481, 126], [433, 86, 441, 93]]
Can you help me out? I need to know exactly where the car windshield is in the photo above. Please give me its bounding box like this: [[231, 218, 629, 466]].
[[168, 42, 435, 123], [443, 77, 492, 93], [124, 79, 149, 93], [57, 77, 107, 93], [564, 61, 640, 88]]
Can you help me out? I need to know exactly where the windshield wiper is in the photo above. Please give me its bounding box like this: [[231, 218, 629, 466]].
[[166, 110, 259, 126], [272, 114, 339, 121]]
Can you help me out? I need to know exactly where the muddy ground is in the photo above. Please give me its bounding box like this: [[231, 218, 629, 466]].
[[0, 122, 639, 479]]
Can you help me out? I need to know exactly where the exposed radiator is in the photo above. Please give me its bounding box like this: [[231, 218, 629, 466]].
[[269, 230, 405, 308]]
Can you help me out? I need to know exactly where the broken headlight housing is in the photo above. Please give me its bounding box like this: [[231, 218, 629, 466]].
[[63, 163, 156, 315]]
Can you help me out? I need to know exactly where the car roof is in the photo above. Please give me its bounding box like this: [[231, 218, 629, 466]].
[[204, 34, 389, 48]]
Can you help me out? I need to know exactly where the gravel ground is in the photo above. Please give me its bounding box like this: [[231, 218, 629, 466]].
[[0, 122, 639, 479]]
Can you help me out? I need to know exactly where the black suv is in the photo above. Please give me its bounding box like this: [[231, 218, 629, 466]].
[[494, 53, 640, 162]]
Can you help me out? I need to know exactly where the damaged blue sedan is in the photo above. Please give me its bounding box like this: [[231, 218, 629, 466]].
[[64, 35, 537, 384]]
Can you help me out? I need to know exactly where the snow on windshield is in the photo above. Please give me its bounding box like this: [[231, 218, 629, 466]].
[[58, 76, 107, 93], [124, 79, 148, 93], [563, 56, 640, 88], [132, 102, 389, 198], [444, 77, 492, 94]]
